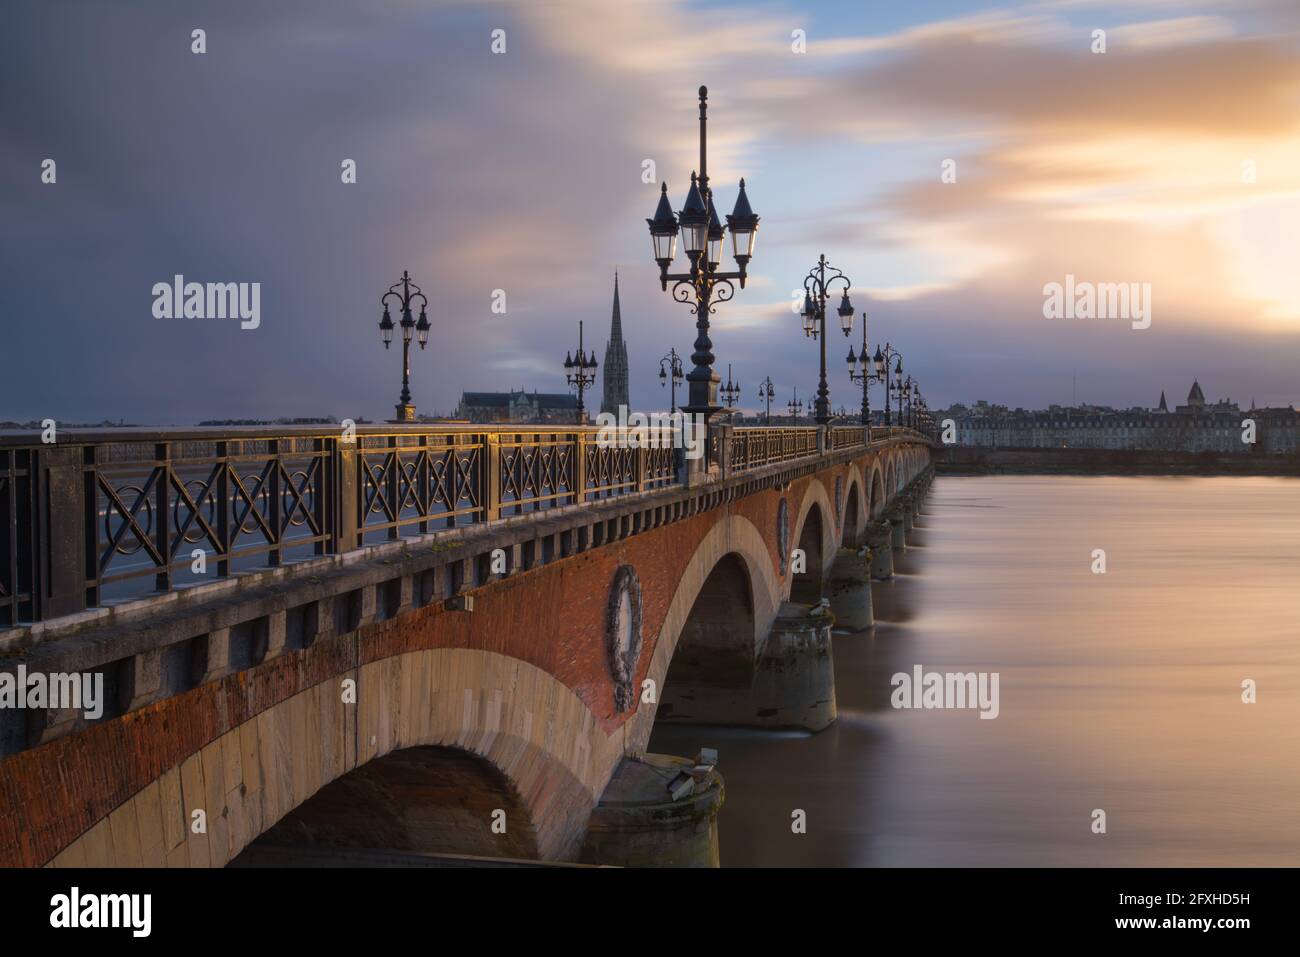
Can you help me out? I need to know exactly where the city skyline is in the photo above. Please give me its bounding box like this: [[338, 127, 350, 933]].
[[4, 0, 1300, 423]]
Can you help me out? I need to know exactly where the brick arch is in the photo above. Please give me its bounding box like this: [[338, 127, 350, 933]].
[[842, 462, 863, 546], [868, 462, 886, 518], [627, 513, 780, 752], [48, 648, 615, 867], [790, 476, 837, 596]]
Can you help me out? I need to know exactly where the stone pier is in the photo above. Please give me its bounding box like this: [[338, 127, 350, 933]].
[[865, 521, 895, 580], [580, 754, 724, 868], [826, 547, 873, 632], [750, 602, 837, 731]]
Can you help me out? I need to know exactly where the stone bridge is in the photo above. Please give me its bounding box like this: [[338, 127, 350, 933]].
[[0, 422, 934, 867]]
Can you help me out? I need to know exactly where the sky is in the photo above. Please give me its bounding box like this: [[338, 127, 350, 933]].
[[2, 0, 1299, 423]]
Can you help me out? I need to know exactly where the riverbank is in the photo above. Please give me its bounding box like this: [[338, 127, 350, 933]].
[[938, 446, 1300, 475]]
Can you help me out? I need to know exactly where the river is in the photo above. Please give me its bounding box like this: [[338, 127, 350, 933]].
[[649, 475, 1300, 866]]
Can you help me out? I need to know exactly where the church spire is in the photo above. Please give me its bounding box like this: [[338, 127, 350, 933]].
[[610, 271, 623, 344], [600, 272, 630, 415]]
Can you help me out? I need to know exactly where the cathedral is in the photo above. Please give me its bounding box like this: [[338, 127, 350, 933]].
[[600, 273, 630, 415]]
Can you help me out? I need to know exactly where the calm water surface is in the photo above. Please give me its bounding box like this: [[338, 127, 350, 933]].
[[649, 475, 1300, 866]]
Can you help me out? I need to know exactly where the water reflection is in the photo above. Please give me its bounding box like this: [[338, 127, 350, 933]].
[[649, 475, 1300, 866]]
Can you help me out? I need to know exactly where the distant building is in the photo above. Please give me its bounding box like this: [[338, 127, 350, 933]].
[[940, 380, 1298, 454], [600, 273, 630, 416], [454, 390, 580, 424]]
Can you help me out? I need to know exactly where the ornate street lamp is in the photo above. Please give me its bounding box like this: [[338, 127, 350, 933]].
[[721, 364, 741, 408], [798, 254, 855, 425], [658, 347, 684, 413], [646, 86, 759, 419], [887, 353, 905, 425], [845, 311, 874, 427], [563, 320, 598, 425], [787, 388, 803, 423], [874, 342, 903, 426], [757, 376, 775, 425], [378, 270, 431, 422]]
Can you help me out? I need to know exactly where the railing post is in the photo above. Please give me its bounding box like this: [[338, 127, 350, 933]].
[[485, 432, 502, 520], [575, 430, 588, 504], [334, 434, 360, 553], [714, 419, 734, 479], [385, 435, 400, 541], [34, 444, 87, 622], [312, 437, 327, 555], [267, 438, 282, 566]]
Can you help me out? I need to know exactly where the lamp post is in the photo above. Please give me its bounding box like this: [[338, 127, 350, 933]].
[[721, 364, 741, 409], [787, 388, 803, 424], [845, 311, 874, 426], [646, 86, 759, 419], [887, 353, 905, 425], [901, 375, 916, 429], [873, 342, 903, 426], [378, 270, 431, 422], [658, 348, 684, 412], [563, 320, 598, 425], [798, 254, 855, 425], [757, 376, 775, 425]]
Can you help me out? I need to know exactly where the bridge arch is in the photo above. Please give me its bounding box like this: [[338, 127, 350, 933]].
[[236, 743, 541, 863], [868, 463, 886, 518], [842, 474, 862, 547], [789, 477, 836, 604], [50, 648, 614, 867], [627, 513, 779, 747]]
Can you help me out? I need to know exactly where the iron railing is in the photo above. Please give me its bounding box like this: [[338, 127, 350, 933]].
[[0, 422, 926, 625], [729, 427, 820, 471]]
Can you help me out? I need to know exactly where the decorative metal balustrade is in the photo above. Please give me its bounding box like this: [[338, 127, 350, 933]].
[[728, 427, 822, 471], [0, 421, 927, 624], [830, 426, 868, 450]]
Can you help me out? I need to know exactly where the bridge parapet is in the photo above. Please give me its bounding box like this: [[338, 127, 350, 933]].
[[1, 423, 930, 631]]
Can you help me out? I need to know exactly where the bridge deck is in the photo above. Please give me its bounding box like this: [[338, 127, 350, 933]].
[[0, 423, 928, 630]]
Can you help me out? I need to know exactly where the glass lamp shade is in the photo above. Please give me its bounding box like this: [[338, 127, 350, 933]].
[[837, 293, 854, 334], [401, 311, 414, 342], [726, 178, 759, 262], [415, 308, 430, 346], [650, 228, 677, 264], [678, 173, 708, 258], [380, 310, 394, 346], [706, 198, 724, 267], [846, 345, 858, 372], [647, 182, 679, 265], [680, 220, 707, 257], [706, 233, 723, 267]]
